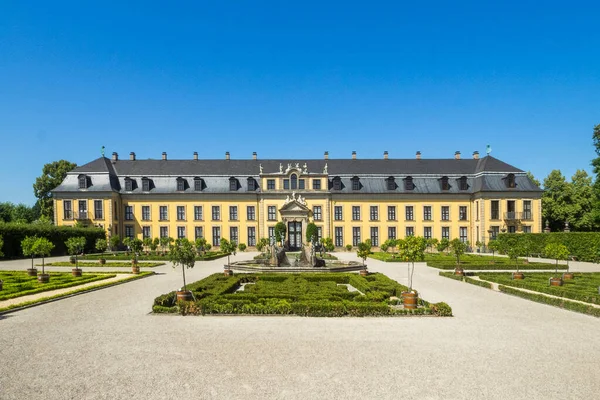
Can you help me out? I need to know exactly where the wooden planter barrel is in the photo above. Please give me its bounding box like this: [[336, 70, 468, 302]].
[[512, 272, 524, 280], [132, 265, 140, 274], [550, 277, 563, 286], [37, 274, 50, 283], [224, 268, 233, 277], [454, 268, 465, 276], [401, 291, 418, 310], [27, 268, 38, 277], [72, 268, 82, 277], [176, 290, 194, 302], [99, 259, 106, 265], [359, 269, 369, 277], [562, 273, 574, 280]]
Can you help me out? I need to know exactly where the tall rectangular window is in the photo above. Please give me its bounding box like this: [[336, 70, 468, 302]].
[[352, 206, 360, 221], [125, 206, 133, 220], [523, 226, 532, 233], [78, 200, 87, 219], [63, 200, 72, 220], [405, 206, 414, 221], [352, 227, 361, 246], [370, 227, 379, 247], [299, 179, 305, 189], [142, 226, 151, 239], [370, 206, 378, 221], [268, 206, 277, 221], [312, 179, 321, 190], [94, 200, 103, 219], [441, 206, 450, 221], [195, 227, 203, 240], [247, 206, 255, 220], [143, 179, 150, 192], [476, 201, 479, 220], [177, 226, 186, 239], [334, 206, 343, 220], [388, 227, 396, 240], [491, 226, 500, 239], [159, 206, 168, 221], [459, 206, 468, 221], [212, 206, 220, 221], [423, 206, 432, 221], [313, 206, 322, 221], [177, 206, 186, 221], [125, 225, 134, 239], [388, 206, 396, 221], [283, 179, 290, 190], [405, 227, 414, 237], [229, 206, 238, 221], [230, 227, 238, 244], [267, 179, 275, 190], [459, 227, 468, 243], [160, 226, 168, 238], [335, 227, 343, 247], [268, 227, 275, 243], [523, 200, 532, 220], [424, 227, 432, 239], [194, 206, 203, 221], [317, 226, 322, 241], [247, 227, 256, 246], [142, 205, 150, 221], [212, 227, 221, 246], [442, 227, 450, 240], [491, 201, 499, 220]]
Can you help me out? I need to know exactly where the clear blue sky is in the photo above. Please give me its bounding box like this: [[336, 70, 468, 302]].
[[1, 1, 599, 205]]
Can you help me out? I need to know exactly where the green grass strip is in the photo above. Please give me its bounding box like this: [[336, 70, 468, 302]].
[[0, 273, 116, 301]]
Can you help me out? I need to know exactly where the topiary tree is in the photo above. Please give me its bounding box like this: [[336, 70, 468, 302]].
[[398, 235, 427, 291], [65, 236, 86, 270], [306, 222, 318, 244], [33, 237, 55, 275], [21, 236, 38, 271], [274, 222, 286, 246], [143, 237, 153, 253], [109, 235, 120, 251], [238, 243, 247, 252], [195, 237, 208, 255], [321, 237, 335, 252], [475, 240, 483, 252], [168, 238, 196, 292], [220, 238, 238, 266], [488, 239, 500, 261], [346, 244, 352, 252], [437, 238, 450, 254], [426, 238, 439, 254], [544, 242, 569, 275], [160, 236, 174, 254], [356, 241, 371, 265], [151, 238, 159, 252], [256, 238, 268, 252], [450, 239, 467, 267], [130, 238, 143, 262], [95, 238, 107, 253]]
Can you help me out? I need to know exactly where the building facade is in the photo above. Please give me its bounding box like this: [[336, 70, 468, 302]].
[[52, 150, 543, 249]]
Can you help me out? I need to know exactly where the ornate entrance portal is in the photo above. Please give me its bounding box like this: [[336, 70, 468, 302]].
[[288, 221, 302, 251]]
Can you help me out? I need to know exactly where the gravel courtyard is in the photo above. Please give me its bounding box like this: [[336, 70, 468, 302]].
[[1, 252, 599, 400]]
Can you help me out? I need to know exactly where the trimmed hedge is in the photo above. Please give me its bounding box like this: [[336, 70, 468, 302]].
[[428, 261, 562, 270], [497, 232, 600, 263], [0, 222, 105, 259], [80, 251, 228, 261], [44, 261, 164, 268], [438, 272, 493, 289], [498, 285, 600, 318]]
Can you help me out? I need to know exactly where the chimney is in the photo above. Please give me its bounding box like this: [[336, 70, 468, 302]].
[[252, 151, 257, 160], [193, 151, 198, 161], [112, 152, 118, 161], [129, 152, 136, 161], [225, 151, 230, 160], [455, 151, 461, 160], [473, 151, 479, 160], [352, 151, 357, 160], [416, 151, 421, 160], [383, 151, 389, 160], [324, 151, 329, 160], [162, 152, 167, 161]]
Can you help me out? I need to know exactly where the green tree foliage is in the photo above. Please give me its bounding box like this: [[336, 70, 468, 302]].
[[168, 238, 196, 291], [65, 236, 86, 269], [143, 237, 153, 251], [449, 239, 467, 266], [356, 241, 371, 264], [130, 238, 143, 260], [487, 239, 500, 259], [21, 235, 38, 269], [526, 171, 541, 187], [95, 238, 108, 253], [256, 238, 269, 252], [320, 237, 335, 252], [0, 234, 4, 258], [33, 160, 77, 220], [151, 238, 159, 251], [305, 222, 318, 243], [544, 242, 569, 274], [194, 237, 208, 254], [238, 243, 247, 252], [160, 236, 174, 253], [109, 235, 120, 251], [0, 202, 40, 223], [436, 238, 450, 254], [274, 222, 286, 245], [220, 238, 237, 265], [426, 238, 439, 253], [33, 237, 55, 274], [398, 235, 427, 290]]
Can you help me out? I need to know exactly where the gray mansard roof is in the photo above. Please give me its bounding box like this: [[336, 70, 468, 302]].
[[52, 155, 542, 195]]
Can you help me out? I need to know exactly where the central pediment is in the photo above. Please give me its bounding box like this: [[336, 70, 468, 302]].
[[280, 200, 309, 213]]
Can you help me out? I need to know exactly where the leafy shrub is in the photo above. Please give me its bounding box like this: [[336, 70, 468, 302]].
[[497, 232, 600, 262]]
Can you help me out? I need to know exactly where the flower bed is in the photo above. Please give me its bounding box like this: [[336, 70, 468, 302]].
[[153, 272, 452, 317]]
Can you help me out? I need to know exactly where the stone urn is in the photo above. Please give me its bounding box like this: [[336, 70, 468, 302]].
[[549, 277, 563, 286], [72, 268, 82, 277], [27, 268, 38, 277], [401, 291, 418, 310], [176, 290, 193, 302], [38, 274, 50, 283], [512, 272, 524, 280], [562, 272, 574, 280]]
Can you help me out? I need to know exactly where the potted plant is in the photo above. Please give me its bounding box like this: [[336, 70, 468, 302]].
[[487, 239, 499, 264], [168, 238, 196, 301], [436, 238, 450, 255], [220, 238, 238, 276], [356, 240, 371, 276], [150, 238, 160, 255], [398, 236, 426, 309], [563, 256, 574, 280], [506, 237, 524, 280], [143, 237, 152, 255], [109, 235, 120, 252], [426, 238, 438, 254], [65, 236, 86, 277], [21, 236, 39, 276], [544, 243, 569, 286], [33, 237, 55, 283], [130, 238, 143, 274], [159, 236, 173, 256], [450, 238, 467, 276], [238, 243, 247, 252], [475, 240, 483, 253], [95, 238, 108, 264], [345, 244, 352, 252], [194, 237, 208, 257]]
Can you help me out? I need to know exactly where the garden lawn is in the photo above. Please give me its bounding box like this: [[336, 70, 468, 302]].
[[476, 272, 600, 305], [42, 262, 164, 268], [0, 271, 115, 301], [153, 272, 452, 317]]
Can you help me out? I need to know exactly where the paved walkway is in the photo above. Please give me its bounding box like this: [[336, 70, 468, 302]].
[[1, 252, 599, 400]]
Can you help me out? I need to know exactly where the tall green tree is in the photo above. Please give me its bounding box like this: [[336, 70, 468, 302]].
[[542, 170, 571, 232], [569, 169, 595, 231], [33, 160, 77, 221], [526, 171, 541, 187]]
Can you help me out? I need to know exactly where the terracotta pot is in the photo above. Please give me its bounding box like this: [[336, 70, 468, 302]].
[[562, 273, 574, 280], [512, 272, 524, 280], [132, 265, 140, 274], [72, 268, 82, 277], [99, 258, 106, 265], [454, 268, 465, 276], [38, 274, 50, 283], [27, 268, 38, 277], [224, 269, 233, 277], [176, 290, 193, 301], [401, 291, 418, 310], [359, 269, 368, 277], [549, 277, 563, 286]]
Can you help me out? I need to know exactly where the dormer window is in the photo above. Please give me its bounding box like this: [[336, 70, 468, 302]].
[[506, 173, 516, 188], [194, 177, 203, 191], [386, 176, 396, 191], [176, 177, 186, 192], [404, 176, 414, 191], [458, 176, 468, 191], [124, 177, 133, 192], [291, 174, 298, 190], [332, 176, 342, 191], [229, 177, 238, 191], [78, 175, 88, 189], [142, 177, 150, 192], [441, 176, 449, 191], [247, 177, 256, 191], [351, 176, 360, 191]]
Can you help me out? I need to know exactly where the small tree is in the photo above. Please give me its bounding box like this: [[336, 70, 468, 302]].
[[488, 240, 500, 260], [398, 236, 427, 291], [195, 237, 208, 255], [122, 237, 132, 251], [426, 238, 439, 254], [130, 238, 143, 262], [109, 235, 120, 251], [475, 240, 483, 252], [321, 237, 335, 252], [544, 243, 569, 275], [345, 244, 352, 252], [143, 237, 153, 253], [33, 237, 55, 275], [357, 241, 371, 265], [220, 238, 238, 266], [238, 243, 247, 252], [21, 236, 38, 270], [95, 238, 108, 253], [450, 239, 467, 267], [150, 238, 159, 252], [306, 223, 318, 244], [65, 236, 86, 270], [380, 241, 389, 254], [160, 236, 174, 254], [168, 238, 196, 292], [256, 238, 268, 252], [503, 236, 522, 271], [274, 222, 287, 246], [437, 238, 450, 254]]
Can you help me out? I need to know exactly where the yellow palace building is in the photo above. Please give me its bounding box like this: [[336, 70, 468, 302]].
[[52, 150, 542, 250]]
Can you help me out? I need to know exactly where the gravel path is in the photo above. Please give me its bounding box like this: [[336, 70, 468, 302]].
[[1, 252, 599, 400]]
